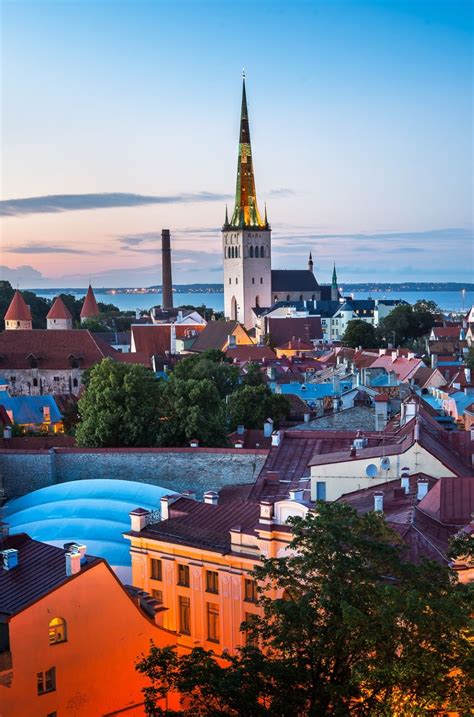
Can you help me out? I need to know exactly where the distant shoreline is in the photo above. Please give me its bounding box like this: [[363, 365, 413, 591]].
[[28, 282, 474, 295]]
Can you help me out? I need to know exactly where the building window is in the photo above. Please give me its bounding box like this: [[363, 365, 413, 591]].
[[244, 578, 258, 603], [53, 376, 60, 382], [9, 376, 15, 383], [150, 558, 162, 581], [207, 602, 219, 643], [229, 278, 231, 284], [46, 712, 57, 717], [48, 617, 67, 645], [260, 246, 265, 258], [152, 589, 163, 604], [299, 295, 303, 301], [260, 277, 263, 284], [249, 246, 254, 258], [252, 278, 255, 284], [206, 570, 219, 594], [177, 564, 190, 587], [244, 612, 258, 645], [37, 667, 56, 695], [179, 596, 191, 635], [73, 378, 78, 388], [33, 378, 38, 387], [274, 295, 278, 302], [286, 295, 290, 301], [316, 481, 326, 501], [236, 278, 238, 285]]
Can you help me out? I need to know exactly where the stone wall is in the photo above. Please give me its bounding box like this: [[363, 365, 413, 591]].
[[7, 368, 83, 396], [1, 448, 268, 500]]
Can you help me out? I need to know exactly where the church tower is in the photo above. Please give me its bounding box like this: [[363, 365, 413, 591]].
[[222, 75, 271, 328]]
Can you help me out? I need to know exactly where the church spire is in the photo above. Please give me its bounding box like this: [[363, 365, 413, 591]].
[[308, 251, 314, 273], [332, 263, 338, 287], [230, 74, 266, 229]]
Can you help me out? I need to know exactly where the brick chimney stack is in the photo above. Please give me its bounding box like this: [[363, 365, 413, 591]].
[[161, 229, 173, 309]]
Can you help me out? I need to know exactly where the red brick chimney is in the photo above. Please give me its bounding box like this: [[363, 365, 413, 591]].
[[161, 229, 173, 309]]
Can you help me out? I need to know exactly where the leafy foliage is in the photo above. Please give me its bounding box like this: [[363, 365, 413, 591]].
[[377, 300, 440, 346], [242, 362, 266, 386], [342, 319, 379, 348], [227, 384, 290, 431], [76, 359, 164, 447], [137, 503, 472, 716], [171, 351, 239, 399]]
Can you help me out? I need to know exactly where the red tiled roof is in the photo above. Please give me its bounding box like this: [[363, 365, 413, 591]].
[[227, 429, 272, 449], [114, 352, 153, 367], [135, 498, 261, 553], [132, 325, 171, 355], [226, 345, 276, 363], [267, 317, 323, 346], [46, 296, 72, 320], [418, 477, 474, 525], [4, 290, 32, 322], [277, 339, 314, 351], [0, 330, 118, 369], [368, 355, 424, 382], [0, 533, 102, 616], [432, 326, 461, 339], [190, 321, 247, 352], [80, 285, 100, 319]]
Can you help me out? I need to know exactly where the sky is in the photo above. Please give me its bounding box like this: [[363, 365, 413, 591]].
[[1, 0, 472, 288]]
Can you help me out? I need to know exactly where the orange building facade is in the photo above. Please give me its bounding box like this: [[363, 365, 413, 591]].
[[125, 494, 309, 656], [0, 534, 176, 717]]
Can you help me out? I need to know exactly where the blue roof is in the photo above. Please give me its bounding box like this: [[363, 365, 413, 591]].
[[270, 380, 353, 402], [0, 390, 62, 425], [4, 479, 173, 582]]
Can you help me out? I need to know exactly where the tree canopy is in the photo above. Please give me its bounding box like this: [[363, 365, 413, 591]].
[[227, 384, 290, 431], [137, 502, 472, 716], [342, 319, 379, 349], [377, 300, 440, 346], [171, 351, 239, 399], [76, 359, 164, 447]]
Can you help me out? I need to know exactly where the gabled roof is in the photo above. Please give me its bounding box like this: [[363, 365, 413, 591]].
[[0, 390, 63, 425], [4, 290, 32, 322], [46, 296, 72, 320], [0, 533, 101, 618], [277, 339, 314, 351], [271, 270, 319, 292], [267, 317, 323, 345], [226, 345, 276, 363], [432, 326, 462, 339], [190, 321, 246, 353], [0, 330, 118, 369], [80, 285, 100, 319], [417, 477, 474, 525], [133, 498, 261, 553]]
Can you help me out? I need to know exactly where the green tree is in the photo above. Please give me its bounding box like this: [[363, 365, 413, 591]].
[[171, 351, 239, 399], [80, 317, 107, 332], [157, 377, 227, 447], [137, 503, 472, 716], [242, 362, 265, 387], [342, 319, 379, 349], [76, 359, 163, 447], [411, 299, 440, 337], [227, 384, 290, 431]]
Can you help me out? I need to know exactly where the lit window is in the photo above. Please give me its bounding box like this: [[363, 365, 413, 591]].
[[37, 667, 56, 695], [179, 596, 191, 635], [177, 564, 190, 587], [244, 578, 258, 603], [207, 602, 219, 643], [150, 558, 162, 581], [48, 617, 67, 645], [244, 612, 258, 645], [206, 570, 219, 594]]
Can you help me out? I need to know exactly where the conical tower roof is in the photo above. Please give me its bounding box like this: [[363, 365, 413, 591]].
[[80, 285, 100, 319], [228, 75, 267, 229], [4, 290, 32, 322], [47, 296, 73, 320]]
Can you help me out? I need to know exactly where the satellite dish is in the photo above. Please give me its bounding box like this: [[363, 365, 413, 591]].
[[366, 464, 378, 478], [381, 457, 391, 471]]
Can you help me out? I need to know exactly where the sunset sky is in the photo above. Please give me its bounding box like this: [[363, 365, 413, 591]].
[[1, 0, 472, 288]]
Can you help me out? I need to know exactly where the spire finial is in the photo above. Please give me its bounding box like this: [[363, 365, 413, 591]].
[[242, 68, 245, 80]]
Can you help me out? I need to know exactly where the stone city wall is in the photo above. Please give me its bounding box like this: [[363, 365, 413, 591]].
[[1, 447, 268, 500]]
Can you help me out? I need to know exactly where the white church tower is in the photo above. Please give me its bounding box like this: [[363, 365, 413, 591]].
[[222, 75, 271, 329]]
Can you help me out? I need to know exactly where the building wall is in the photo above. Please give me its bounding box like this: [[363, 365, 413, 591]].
[[5, 368, 83, 396], [47, 318, 73, 330], [310, 443, 456, 502], [5, 319, 32, 330], [0, 561, 174, 717], [223, 228, 271, 328], [1, 448, 268, 499], [271, 291, 320, 304]]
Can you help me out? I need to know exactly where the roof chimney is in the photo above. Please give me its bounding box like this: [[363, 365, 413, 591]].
[[204, 491, 218, 505], [401, 468, 410, 494], [65, 551, 81, 576], [189, 438, 199, 447], [2, 548, 19, 570], [289, 488, 304, 502], [161, 229, 173, 309], [259, 500, 273, 525], [417, 480, 429, 501], [374, 492, 384, 512], [271, 430, 281, 447], [263, 418, 273, 437], [130, 508, 150, 532], [160, 494, 179, 520]]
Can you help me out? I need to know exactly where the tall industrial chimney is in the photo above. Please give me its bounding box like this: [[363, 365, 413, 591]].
[[161, 229, 173, 309]]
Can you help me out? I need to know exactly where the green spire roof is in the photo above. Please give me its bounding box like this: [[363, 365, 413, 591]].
[[332, 263, 338, 287]]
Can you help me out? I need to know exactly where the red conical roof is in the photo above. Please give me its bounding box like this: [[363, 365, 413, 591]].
[[80, 285, 100, 319], [47, 296, 73, 320], [4, 290, 32, 322]]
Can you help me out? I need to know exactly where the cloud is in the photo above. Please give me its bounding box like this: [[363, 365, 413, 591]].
[[0, 191, 232, 217], [4, 243, 89, 254], [0, 264, 45, 285], [266, 188, 295, 198], [273, 227, 472, 246]]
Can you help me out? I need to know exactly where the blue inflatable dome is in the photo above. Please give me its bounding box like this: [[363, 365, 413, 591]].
[[4, 480, 172, 582]]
